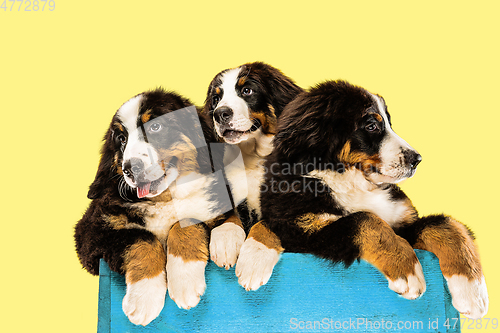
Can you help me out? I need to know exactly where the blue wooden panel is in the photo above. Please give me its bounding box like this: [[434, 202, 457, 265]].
[[97, 250, 460, 332]]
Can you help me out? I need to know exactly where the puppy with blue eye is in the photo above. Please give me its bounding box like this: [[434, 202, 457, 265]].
[[75, 88, 235, 326], [236, 80, 488, 319], [203, 62, 304, 269]]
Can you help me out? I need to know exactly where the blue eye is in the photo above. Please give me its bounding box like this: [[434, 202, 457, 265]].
[[149, 123, 162, 132]]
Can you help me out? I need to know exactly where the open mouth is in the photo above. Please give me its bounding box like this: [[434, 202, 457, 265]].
[[135, 156, 179, 199], [137, 174, 166, 198], [221, 118, 262, 141]]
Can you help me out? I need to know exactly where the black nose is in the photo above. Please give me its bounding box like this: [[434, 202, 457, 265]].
[[123, 158, 144, 176], [214, 106, 233, 124], [405, 151, 422, 169]]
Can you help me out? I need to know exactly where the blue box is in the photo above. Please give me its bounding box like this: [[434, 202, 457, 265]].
[[98, 250, 460, 332]]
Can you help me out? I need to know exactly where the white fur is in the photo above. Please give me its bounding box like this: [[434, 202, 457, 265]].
[[166, 254, 207, 309], [308, 168, 411, 227], [221, 144, 248, 205], [122, 271, 167, 326], [117, 94, 144, 136], [387, 262, 426, 300], [218, 67, 253, 131], [171, 171, 231, 222], [445, 275, 489, 318], [371, 94, 419, 182], [210, 222, 246, 269], [235, 237, 281, 291]]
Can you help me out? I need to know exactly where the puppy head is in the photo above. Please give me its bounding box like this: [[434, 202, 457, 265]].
[[275, 80, 421, 185], [88, 89, 210, 200], [203, 62, 303, 145]]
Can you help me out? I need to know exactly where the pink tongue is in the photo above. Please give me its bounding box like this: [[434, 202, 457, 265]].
[[137, 182, 151, 199]]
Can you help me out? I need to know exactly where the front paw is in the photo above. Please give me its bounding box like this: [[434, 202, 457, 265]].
[[387, 262, 426, 300], [167, 254, 207, 309], [446, 275, 488, 319], [122, 272, 167, 326], [235, 238, 281, 291], [210, 222, 246, 269]]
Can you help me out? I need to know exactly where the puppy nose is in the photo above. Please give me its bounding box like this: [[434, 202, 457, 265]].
[[405, 151, 422, 169], [123, 158, 145, 176], [214, 106, 233, 124]]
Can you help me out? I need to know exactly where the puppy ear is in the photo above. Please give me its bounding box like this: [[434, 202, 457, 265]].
[[252, 62, 303, 118], [273, 92, 346, 168], [88, 129, 116, 199]]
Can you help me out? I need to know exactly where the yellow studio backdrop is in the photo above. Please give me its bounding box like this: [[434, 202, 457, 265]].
[[1, 1, 498, 332]]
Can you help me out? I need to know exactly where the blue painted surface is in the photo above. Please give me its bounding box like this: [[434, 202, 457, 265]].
[[97, 250, 461, 332]]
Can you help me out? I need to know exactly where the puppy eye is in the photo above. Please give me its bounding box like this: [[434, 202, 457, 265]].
[[116, 134, 127, 145], [365, 123, 379, 132], [242, 87, 253, 96], [212, 95, 221, 106], [149, 123, 162, 132]]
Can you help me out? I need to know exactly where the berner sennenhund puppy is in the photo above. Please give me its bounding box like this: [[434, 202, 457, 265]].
[[203, 62, 303, 270], [75, 88, 235, 326], [236, 80, 489, 319]]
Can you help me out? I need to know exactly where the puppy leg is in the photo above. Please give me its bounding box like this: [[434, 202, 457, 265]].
[[235, 221, 284, 291], [397, 214, 488, 318], [309, 212, 425, 300], [210, 213, 246, 269], [122, 237, 167, 326], [166, 222, 209, 309]]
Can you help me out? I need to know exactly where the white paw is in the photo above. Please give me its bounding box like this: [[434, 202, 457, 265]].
[[388, 262, 426, 300], [166, 254, 207, 309], [235, 238, 281, 291], [445, 275, 489, 319], [122, 272, 167, 326], [210, 222, 246, 269]]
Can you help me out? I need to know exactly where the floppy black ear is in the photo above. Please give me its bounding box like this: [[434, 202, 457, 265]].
[[273, 90, 347, 169], [250, 62, 303, 118], [87, 128, 116, 199]]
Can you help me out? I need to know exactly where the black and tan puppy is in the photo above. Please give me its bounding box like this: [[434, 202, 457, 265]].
[[75, 88, 234, 326], [236, 80, 488, 319], [203, 62, 303, 269]]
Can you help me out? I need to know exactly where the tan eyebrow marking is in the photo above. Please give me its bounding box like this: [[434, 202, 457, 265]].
[[141, 109, 153, 124]]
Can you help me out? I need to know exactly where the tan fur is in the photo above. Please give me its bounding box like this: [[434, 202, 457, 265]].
[[252, 107, 277, 135], [355, 212, 419, 281], [413, 216, 483, 280], [247, 221, 284, 253], [296, 213, 340, 235], [123, 239, 166, 284], [338, 140, 381, 174], [158, 136, 199, 174], [141, 109, 153, 124], [167, 222, 209, 262]]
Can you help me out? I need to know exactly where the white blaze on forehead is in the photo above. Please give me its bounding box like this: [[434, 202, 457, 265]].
[[116, 94, 158, 177], [117, 94, 144, 134], [371, 93, 416, 164], [218, 67, 251, 120]]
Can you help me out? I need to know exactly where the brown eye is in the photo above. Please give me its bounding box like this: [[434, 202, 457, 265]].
[[212, 95, 220, 106], [242, 87, 253, 96], [365, 123, 379, 132], [117, 134, 127, 145]]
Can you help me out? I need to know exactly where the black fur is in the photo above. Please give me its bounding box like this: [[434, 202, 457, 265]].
[[75, 88, 230, 275]]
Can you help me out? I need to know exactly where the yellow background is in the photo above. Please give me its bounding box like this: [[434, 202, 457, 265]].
[[1, 1, 498, 332]]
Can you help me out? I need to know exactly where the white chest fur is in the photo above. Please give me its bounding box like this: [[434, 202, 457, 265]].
[[308, 169, 409, 226]]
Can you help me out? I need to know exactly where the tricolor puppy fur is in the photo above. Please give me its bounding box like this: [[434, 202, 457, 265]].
[[203, 62, 303, 269], [75, 89, 234, 326], [236, 80, 488, 319]]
